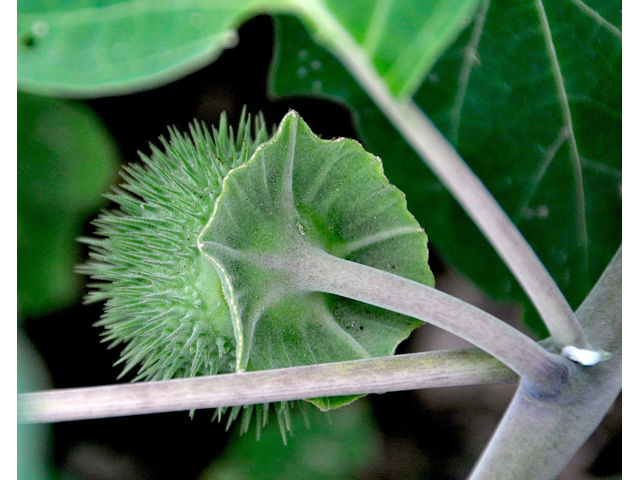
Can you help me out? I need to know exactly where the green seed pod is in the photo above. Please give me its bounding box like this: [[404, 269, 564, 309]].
[[79, 109, 434, 440], [78, 110, 269, 382]]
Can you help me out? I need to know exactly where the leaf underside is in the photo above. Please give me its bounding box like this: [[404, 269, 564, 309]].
[[200, 111, 434, 409]]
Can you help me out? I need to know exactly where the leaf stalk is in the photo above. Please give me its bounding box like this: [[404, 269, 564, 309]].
[[288, 247, 565, 388]]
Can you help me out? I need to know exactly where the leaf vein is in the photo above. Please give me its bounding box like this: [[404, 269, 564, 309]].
[[513, 127, 569, 225], [342, 226, 420, 256], [316, 303, 371, 358], [450, 0, 490, 146], [581, 157, 622, 178], [535, 0, 588, 264], [361, 0, 393, 56], [569, 0, 621, 39]]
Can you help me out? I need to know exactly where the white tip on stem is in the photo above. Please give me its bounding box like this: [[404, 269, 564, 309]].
[[561, 346, 610, 366]]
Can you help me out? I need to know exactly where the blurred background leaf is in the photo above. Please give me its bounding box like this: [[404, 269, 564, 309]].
[[17, 0, 284, 96], [18, 330, 54, 479], [202, 399, 380, 480], [17, 0, 480, 99], [18, 92, 119, 318], [269, 0, 621, 335]]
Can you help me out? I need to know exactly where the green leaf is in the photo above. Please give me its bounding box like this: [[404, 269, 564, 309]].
[[269, 1, 621, 335], [202, 400, 379, 480], [18, 92, 119, 317], [199, 111, 434, 409], [288, 0, 483, 98], [17, 0, 280, 96], [415, 0, 621, 329], [18, 0, 480, 98]]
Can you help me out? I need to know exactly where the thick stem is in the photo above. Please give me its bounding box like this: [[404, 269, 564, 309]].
[[293, 0, 587, 350], [289, 247, 565, 389], [468, 247, 621, 480], [18, 348, 516, 424]]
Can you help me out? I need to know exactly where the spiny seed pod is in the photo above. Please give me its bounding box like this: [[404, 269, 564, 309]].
[[79, 111, 268, 383], [79, 109, 434, 441]]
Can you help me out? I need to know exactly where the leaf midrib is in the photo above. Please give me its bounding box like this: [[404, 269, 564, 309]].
[[534, 0, 588, 267], [569, 0, 622, 39], [442, 0, 607, 284], [449, 0, 490, 146]]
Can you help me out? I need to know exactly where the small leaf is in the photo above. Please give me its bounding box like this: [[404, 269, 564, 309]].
[[199, 111, 433, 409]]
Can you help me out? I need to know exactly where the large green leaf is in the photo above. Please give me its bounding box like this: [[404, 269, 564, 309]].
[[415, 0, 621, 327], [269, 1, 621, 335], [18, 92, 119, 317], [17, 0, 480, 98], [17, 0, 279, 96]]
